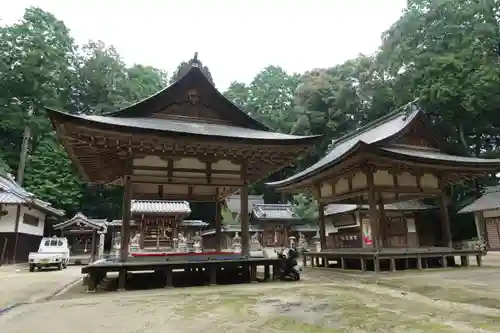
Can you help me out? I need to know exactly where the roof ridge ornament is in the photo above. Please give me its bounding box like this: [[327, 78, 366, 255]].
[[190, 52, 201, 68]]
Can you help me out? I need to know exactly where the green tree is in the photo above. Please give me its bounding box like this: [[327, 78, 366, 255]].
[[292, 193, 318, 221], [0, 7, 78, 171], [23, 138, 83, 212], [75, 40, 129, 114], [380, 0, 500, 157], [125, 64, 169, 102]]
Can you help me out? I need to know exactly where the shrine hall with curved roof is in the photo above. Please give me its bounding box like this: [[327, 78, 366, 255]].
[[46, 56, 321, 202]]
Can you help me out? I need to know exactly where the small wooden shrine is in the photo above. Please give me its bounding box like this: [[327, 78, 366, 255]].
[[250, 204, 306, 247], [130, 200, 191, 250], [324, 200, 435, 249], [46, 54, 320, 289], [53, 213, 107, 263], [268, 103, 500, 271], [459, 185, 500, 250], [203, 200, 317, 249]]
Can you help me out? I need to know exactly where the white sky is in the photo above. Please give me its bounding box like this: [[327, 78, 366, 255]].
[[1, 0, 406, 90]]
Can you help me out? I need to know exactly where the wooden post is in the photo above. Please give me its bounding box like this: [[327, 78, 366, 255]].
[[11, 205, 22, 264], [90, 230, 96, 263], [377, 196, 386, 248], [315, 185, 327, 250], [240, 182, 250, 256], [120, 176, 132, 262], [473, 213, 485, 241], [139, 216, 145, 250], [215, 189, 222, 252], [366, 167, 380, 251], [438, 193, 453, 248], [240, 161, 250, 256]]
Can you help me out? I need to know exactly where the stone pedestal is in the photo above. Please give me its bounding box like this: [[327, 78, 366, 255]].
[[232, 232, 242, 253], [249, 232, 264, 257], [298, 232, 308, 252], [98, 232, 105, 259], [193, 241, 202, 253]]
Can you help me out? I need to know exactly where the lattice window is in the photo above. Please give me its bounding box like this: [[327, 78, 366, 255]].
[[23, 214, 39, 227]]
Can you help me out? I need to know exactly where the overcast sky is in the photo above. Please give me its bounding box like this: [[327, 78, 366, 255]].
[[2, 0, 406, 90]]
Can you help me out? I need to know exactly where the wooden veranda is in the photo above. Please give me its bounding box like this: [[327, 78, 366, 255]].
[[268, 102, 500, 272], [46, 54, 320, 289]]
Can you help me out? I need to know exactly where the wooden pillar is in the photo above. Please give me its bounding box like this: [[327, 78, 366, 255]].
[[377, 196, 386, 248], [240, 162, 250, 256], [215, 189, 222, 252], [90, 230, 96, 262], [315, 185, 327, 250], [474, 212, 485, 241], [367, 167, 380, 251], [439, 193, 453, 248], [11, 205, 22, 264], [139, 215, 145, 250], [120, 176, 132, 262]]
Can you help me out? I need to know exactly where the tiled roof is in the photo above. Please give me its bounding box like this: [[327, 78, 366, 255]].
[[252, 204, 302, 221], [178, 220, 209, 227], [458, 186, 500, 214], [53, 212, 105, 230], [46, 66, 320, 142], [0, 192, 26, 204], [382, 147, 500, 165], [53, 212, 139, 230], [104, 220, 139, 227], [201, 225, 263, 236], [291, 224, 318, 232], [0, 173, 64, 216], [268, 101, 500, 189], [324, 200, 435, 217], [225, 194, 264, 214], [131, 200, 191, 215], [267, 104, 421, 188]]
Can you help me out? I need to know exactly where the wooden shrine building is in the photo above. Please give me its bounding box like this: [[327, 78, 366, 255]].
[[250, 204, 307, 247], [268, 103, 500, 271], [130, 199, 191, 250], [46, 54, 319, 288], [53, 213, 108, 263], [458, 185, 500, 250], [203, 202, 316, 249], [324, 200, 435, 249]]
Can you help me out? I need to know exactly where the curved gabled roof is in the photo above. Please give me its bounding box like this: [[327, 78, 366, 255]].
[[45, 108, 320, 142], [267, 105, 421, 188], [105, 65, 269, 131]]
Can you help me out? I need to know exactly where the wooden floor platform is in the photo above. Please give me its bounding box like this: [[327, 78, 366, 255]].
[[303, 247, 483, 272], [82, 255, 284, 291]]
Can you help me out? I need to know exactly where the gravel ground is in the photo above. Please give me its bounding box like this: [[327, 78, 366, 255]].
[[0, 254, 499, 333], [0, 264, 81, 309]]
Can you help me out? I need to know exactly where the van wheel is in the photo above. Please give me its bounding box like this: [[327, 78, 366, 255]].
[[62, 260, 67, 269], [57, 262, 63, 270], [29, 264, 35, 272]]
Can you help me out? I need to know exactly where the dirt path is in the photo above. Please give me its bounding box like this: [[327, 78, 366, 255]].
[[1, 265, 500, 333], [1, 254, 500, 332], [0, 264, 81, 310]]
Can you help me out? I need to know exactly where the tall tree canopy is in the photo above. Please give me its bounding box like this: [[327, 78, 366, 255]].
[[1, 2, 499, 222]]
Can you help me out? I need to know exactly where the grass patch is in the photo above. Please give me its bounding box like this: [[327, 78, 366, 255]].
[[260, 317, 344, 333], [374, 279, 500, 309]]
